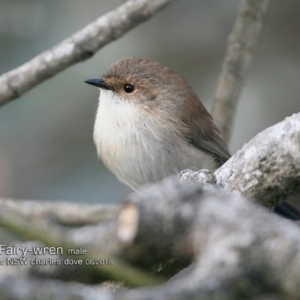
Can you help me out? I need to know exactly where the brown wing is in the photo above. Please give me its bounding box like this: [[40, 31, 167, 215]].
[[185, 127, 231, 165], [179, 89, 231, 165]]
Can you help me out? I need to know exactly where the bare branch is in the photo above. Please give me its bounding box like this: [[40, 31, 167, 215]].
[[115, 182, 300, 299], [73, 181, 300, 299], [0, 204, 164, 287], [211, 0, 269, 142], [2, 181, 300, 299], [0, 0, 176, 106], [0, 198, 119, 226], [216, 112, 300, 206], [181, 112, 300, 207]]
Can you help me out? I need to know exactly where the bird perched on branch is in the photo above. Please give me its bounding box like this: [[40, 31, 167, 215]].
[[85, 57, 300, 220]]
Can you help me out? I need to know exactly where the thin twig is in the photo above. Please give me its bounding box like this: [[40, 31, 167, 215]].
[[0, 198, 119, 226], [211, 0, 269, 143], [0, 0, 176, 106]]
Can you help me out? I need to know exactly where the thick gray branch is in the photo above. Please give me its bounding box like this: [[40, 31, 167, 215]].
[[114, 181, 300, 299], [0, 0, 175, 106], [216, 112, 300, 206], [211, 0, 269, 142], [181, 112, 300, 207], [2, 179, 300, 299]]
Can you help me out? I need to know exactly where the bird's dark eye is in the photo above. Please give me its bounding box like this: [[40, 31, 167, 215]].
[[124, 84, 134, 93]]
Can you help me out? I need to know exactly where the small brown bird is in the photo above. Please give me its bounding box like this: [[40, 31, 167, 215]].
[[85, 57, 230, 190], [85, 57, 300, 220]]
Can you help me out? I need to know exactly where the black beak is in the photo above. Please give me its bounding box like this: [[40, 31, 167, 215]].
[[84, 78, 111, 90]]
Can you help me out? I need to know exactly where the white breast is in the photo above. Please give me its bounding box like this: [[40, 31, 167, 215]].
[[94, 89, 139, 159], [93, 89, 217, 190], [93, 89, 154, 189]]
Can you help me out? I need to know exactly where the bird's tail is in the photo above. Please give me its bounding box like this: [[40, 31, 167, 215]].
[[274, 202, 300, 221]]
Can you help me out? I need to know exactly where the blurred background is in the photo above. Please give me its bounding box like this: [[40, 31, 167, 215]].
[[0, 0, 299, 204]]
